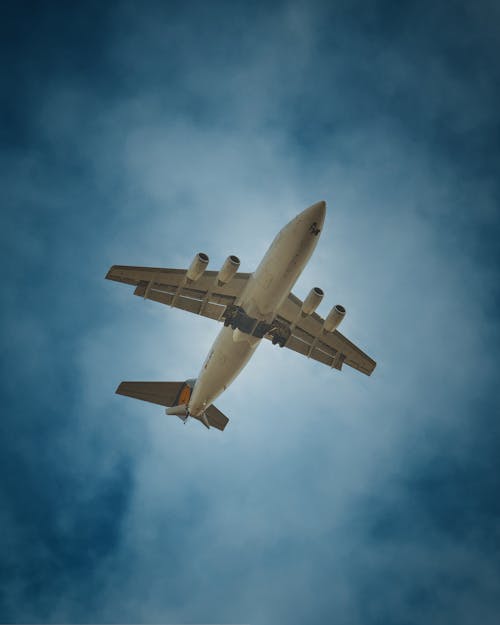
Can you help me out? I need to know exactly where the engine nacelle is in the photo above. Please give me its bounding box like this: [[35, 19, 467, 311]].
[[186, 252, 209, 282], [217, 254, 240, 285], [324, 304, 346, 332], [301, 287, 324, 316]]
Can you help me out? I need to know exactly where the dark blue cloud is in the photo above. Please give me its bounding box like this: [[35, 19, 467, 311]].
[[1, 1, 500, 623], [347, 408, 500, 623]]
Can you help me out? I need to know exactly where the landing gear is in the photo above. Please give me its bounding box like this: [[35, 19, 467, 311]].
[[222, 304, 291, 347], [267, 319, 291, 347], [222, 305, 250, 332]]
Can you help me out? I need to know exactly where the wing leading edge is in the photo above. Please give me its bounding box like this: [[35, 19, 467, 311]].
[[106, 265, 251, 321]]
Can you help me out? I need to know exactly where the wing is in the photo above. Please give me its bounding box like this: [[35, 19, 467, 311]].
[[273, 293, 376, 376], [106, 265, 251, 321]]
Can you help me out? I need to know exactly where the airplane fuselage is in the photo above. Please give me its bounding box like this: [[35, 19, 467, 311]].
[[188, 201, 326, 417]]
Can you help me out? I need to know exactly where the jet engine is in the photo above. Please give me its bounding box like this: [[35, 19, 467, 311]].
[[324, 304, 346, 332], [217, 255, 240, 285], [186, 252, 209, 282], [301, 287, 324, 316]]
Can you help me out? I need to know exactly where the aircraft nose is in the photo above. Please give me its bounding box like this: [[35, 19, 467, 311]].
[[283, 201, 327, 235], [298, 200, 326, 229], [307, 200, 326, 226]]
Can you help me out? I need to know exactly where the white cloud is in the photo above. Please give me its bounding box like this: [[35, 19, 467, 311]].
[[3, 1, 499, 623]]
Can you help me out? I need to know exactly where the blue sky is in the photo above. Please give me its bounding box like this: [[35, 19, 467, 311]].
[[1, 1, 500, 623]]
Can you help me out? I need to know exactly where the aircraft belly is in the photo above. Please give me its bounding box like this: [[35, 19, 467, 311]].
[[189, 204, 325, 416], [188, 326, 260, 416], [242, 235, 311, 318]]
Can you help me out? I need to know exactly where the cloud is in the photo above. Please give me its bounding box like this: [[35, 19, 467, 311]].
[[1, 1, 499, 623]]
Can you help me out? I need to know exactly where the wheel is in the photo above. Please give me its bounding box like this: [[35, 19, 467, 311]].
[[272, 337, 278, 345]]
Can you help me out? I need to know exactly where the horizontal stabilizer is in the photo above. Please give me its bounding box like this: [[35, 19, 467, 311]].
[[116, 381, 184, 407], [116, 381, 230, 431], [204, 404, 229, 431]]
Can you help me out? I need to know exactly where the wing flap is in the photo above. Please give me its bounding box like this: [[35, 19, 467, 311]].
[[284, 335, 342, 369], [133, 284, 227, 320]]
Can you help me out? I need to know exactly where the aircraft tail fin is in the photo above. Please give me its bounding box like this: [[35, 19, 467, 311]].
[[115, 380, 229, 431]]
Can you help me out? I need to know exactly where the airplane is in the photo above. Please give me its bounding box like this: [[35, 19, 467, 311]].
[[106, 201, 376, 431]]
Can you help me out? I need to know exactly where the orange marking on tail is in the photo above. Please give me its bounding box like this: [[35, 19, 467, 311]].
[[178, 384, 192, 406]]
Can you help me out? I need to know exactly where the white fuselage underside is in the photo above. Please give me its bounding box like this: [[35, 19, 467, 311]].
[[188, 201, 326, 416]]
